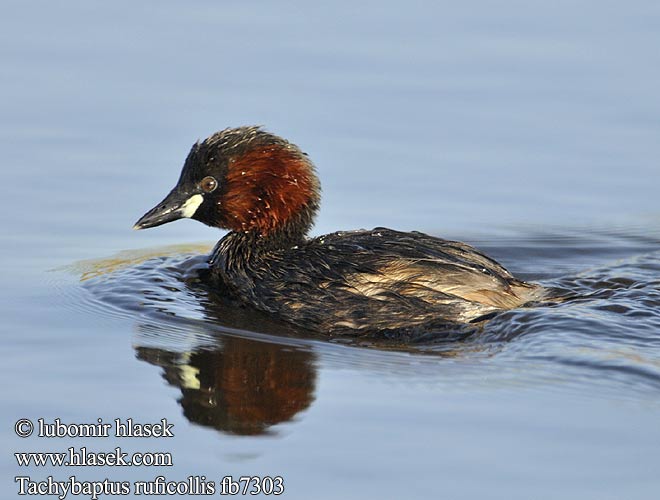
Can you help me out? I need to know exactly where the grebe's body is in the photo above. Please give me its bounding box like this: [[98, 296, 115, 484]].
[[135, 127, 544, 336]]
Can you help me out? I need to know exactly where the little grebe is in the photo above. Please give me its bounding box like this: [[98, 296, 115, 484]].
[[134, 126, 544, 336]]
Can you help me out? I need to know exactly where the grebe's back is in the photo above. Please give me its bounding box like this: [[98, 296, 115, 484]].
[[208, 227, 544, 335]]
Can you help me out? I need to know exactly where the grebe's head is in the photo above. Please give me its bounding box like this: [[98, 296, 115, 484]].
[[134, 126, 320, 239]]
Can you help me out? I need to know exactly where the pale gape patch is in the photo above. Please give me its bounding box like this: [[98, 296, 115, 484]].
[[179, 194, 204, 218]]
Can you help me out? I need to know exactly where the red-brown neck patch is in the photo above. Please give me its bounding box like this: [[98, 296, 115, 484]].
[[218, 144, 319, 235]]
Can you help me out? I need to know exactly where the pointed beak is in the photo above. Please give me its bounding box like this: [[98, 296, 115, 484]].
[[133, 189, 204, 230]]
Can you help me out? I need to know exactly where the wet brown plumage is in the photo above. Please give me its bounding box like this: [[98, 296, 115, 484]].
[[218, 143, 320, 234]]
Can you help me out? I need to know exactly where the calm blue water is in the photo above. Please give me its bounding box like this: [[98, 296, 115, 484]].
[[2, 1, 660, 499]]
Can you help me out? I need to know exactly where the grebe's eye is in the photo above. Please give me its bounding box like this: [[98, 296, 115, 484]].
[[200, 176, 217, 193]]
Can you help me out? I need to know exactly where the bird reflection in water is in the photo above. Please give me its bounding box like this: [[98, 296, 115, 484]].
[[75, 249, 320, 436], [135, 334, 316, 436]]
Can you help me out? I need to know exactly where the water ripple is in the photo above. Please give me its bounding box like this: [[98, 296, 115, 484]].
[[58, 230, 660, 401]]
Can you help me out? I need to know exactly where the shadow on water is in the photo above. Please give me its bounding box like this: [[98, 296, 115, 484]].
[[62, 226, 660, 434]]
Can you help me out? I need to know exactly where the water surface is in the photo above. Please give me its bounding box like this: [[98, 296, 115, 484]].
[[2, 1, 660, 499]]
